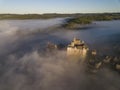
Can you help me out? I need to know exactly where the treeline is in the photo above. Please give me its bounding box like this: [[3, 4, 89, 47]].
[[63, 17, 92, 29], [0, 13, 120, 29], [0, 13, 73, 19], [0, 13, 120, 20], [63, 13, 120, 29]]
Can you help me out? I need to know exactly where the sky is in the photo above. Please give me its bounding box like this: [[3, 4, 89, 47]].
[[0, 0, 120, 14]]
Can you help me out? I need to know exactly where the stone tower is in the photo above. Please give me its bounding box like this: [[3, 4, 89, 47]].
[[67, 38, 89, 61]]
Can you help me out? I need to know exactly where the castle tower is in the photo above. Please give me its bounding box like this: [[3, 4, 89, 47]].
[[67, 38, 89, 61]]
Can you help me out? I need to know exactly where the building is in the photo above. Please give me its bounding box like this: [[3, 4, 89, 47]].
[[67, 38, 89, 60], [46, 42, 58, 52], [91, 50, 97, 56]]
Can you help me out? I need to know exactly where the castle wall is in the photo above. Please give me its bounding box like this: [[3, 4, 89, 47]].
[[67, 47, 87, 57], [66, 38, 88, 62]]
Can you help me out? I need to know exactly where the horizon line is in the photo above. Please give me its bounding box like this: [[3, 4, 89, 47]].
[[0, 12, 120, 15]]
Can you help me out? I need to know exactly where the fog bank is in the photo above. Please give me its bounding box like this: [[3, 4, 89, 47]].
[[0, 19, 120, 90]]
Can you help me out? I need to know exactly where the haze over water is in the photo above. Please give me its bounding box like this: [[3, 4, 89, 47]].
[[0, 19, 120, 90], [0, 19, 120, 56]]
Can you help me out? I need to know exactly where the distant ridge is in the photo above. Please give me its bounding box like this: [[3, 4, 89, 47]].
[[0, 13, 120, 20]]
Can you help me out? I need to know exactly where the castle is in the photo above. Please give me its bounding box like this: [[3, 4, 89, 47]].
[[67, 38, 89, 59]]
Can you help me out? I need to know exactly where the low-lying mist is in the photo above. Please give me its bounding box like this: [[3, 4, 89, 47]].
[[0, 19, 120, 90], [1, 51, 120, 90], [0, 18, 65, 56]]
